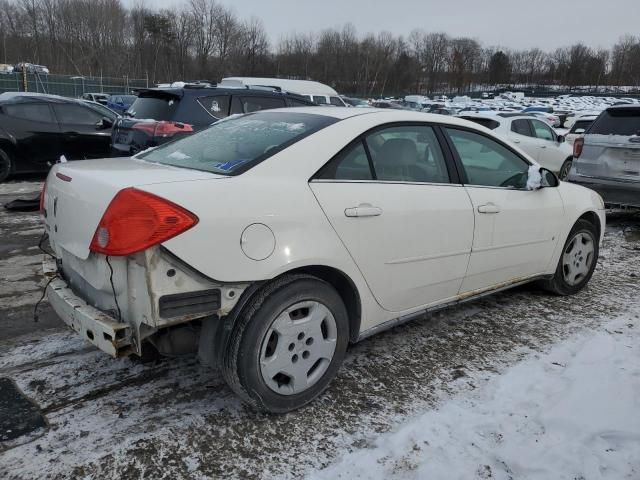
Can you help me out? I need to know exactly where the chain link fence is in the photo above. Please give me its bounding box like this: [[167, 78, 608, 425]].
[[0, 73, 149, 98]]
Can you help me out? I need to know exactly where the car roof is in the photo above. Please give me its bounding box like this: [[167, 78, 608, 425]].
[[0, 92, 76, 104], [256, 106, 505, 130], [606, 104, 640, 112], [137, 86, 313, 102]]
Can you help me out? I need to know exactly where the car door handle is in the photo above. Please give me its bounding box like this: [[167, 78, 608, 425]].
[[512, 139, 520, 144], [540, 145, 547, 148], [344, 204, 383, 217], [477, 203, 501, 214]]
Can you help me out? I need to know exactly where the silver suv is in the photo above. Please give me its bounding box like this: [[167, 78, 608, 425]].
[[568, 105, 640, 208]]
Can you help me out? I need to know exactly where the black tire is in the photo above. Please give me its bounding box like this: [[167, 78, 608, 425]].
[[221, 274, 349, 413], [541, 219, 599, 296], [559, 158, 572, 180], [0, 148, 12, 183]]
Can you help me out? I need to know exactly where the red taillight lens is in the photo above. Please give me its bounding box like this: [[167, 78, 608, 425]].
[[573, 137, 584, 158], [40, 181, 47, 213], [90, 188, 198, 256], [131, 121, 193, 137]]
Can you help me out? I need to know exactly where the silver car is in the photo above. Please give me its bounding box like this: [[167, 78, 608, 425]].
[[568, 105, 640, 208]]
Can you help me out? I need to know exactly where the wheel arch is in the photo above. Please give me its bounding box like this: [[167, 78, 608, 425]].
[[577, 210, 601, 239], [277, 264, 362, 343]]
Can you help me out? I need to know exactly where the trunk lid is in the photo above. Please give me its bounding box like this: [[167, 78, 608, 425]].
[[578, 134, 640, 180], [43, 157, 227, 260]]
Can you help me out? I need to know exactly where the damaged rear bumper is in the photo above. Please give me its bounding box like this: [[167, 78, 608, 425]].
[[44, 257, 132, 357]]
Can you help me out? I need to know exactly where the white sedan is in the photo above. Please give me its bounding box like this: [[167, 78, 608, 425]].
[[459, 113, 575, 179], [42, 108, 605, 412]]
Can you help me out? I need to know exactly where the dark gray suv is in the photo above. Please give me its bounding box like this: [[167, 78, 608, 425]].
[[568, 105, 640, 208]]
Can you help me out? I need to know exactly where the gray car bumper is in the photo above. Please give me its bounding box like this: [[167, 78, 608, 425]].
[[567, 173, 640, 208]]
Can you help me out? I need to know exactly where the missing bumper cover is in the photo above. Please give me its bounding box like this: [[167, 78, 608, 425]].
[[159, 289, 221, 318]]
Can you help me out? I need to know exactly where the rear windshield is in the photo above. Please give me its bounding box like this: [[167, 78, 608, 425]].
[[461, 116, 500, 130], [571, 119, 593, 133], [589, 109, 640, 136], [127, 95, 179, 120], [138, 112, 337, 175]]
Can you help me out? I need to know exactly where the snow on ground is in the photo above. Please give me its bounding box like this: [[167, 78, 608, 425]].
[[310, 313, 640, 480]]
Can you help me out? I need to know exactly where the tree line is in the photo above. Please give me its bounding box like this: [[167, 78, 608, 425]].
[[1, 0, 639, 96]]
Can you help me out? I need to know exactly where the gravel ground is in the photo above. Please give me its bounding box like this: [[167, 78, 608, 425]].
[[0, 179, 639, 480]]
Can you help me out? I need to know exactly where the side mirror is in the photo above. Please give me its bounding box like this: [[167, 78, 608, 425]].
[[540, 167, 559, 187], [96, 117, 113, 130], [556, 135, 565, 143], [527, 166, 558, 189]]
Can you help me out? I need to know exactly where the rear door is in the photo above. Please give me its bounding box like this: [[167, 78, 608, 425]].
[[578, 108, 640, 180], [310, 123, 474, 312], [507, 118, 540, 159], [52, 103, 111, 159], [1, 101, 62, 167]]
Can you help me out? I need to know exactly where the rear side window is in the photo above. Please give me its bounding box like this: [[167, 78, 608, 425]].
[[589, 109, 640, 135], [316, 124, 450, 184], [53, 104, 102, 125], [239, 96, 286, 113], [316, 141, 372, 180], [197, 95, 230, 119], [139, 112, 337, 175], [511, 119, 533, 136], [3, 103, 55, 123], [128, 95, 179, 120]]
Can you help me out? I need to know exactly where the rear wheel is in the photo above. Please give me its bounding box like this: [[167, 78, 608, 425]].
[[221, 274, 349, 413], [0, 148, 12, 183], [541, 219, 598, 295], [559, 159, 572, 180]]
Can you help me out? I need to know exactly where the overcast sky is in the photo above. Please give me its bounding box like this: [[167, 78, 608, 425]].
[[124, 0, 635, 51]]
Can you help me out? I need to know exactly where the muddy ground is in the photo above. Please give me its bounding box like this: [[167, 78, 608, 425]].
[[0, 179, 639, 479]]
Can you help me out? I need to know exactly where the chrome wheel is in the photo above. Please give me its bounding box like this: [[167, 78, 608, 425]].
[[562, 232, 595, 286], [559, 160, 572, 180], [259, 300, 337, 395]]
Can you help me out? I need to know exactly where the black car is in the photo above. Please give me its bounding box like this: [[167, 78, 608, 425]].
[[112, 84, 315, 155], [0, 93, 117, 182]]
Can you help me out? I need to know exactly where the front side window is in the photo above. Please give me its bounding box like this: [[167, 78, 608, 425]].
[[53, 104, 102, 125], [139, 112, 337, 175], [329, 96, 344, 106], [446, 128, 530, 188], [3, 103, 55, 123], [531, 119, 556, 141], [313, 96, 328, 105]]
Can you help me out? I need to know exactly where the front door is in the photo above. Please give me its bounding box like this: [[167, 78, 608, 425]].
[[444, 127, 564, 293], [310, 124, 474, 312]]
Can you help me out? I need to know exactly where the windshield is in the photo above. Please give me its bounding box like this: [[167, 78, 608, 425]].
[[139, 111, 337, 175]]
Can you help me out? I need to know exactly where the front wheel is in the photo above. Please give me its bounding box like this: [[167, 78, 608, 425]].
[[541, 219, 598, 295], [221, 274, 349, 413]]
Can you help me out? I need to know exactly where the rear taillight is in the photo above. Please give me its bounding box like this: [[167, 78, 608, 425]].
[[40, 181, 47, 214], [573, 137, 584, 158], [90, 188, 198, 256], [131, 121, 193, 138]]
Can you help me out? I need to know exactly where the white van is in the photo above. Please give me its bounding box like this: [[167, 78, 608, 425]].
[[220, 77, 348, 107]]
